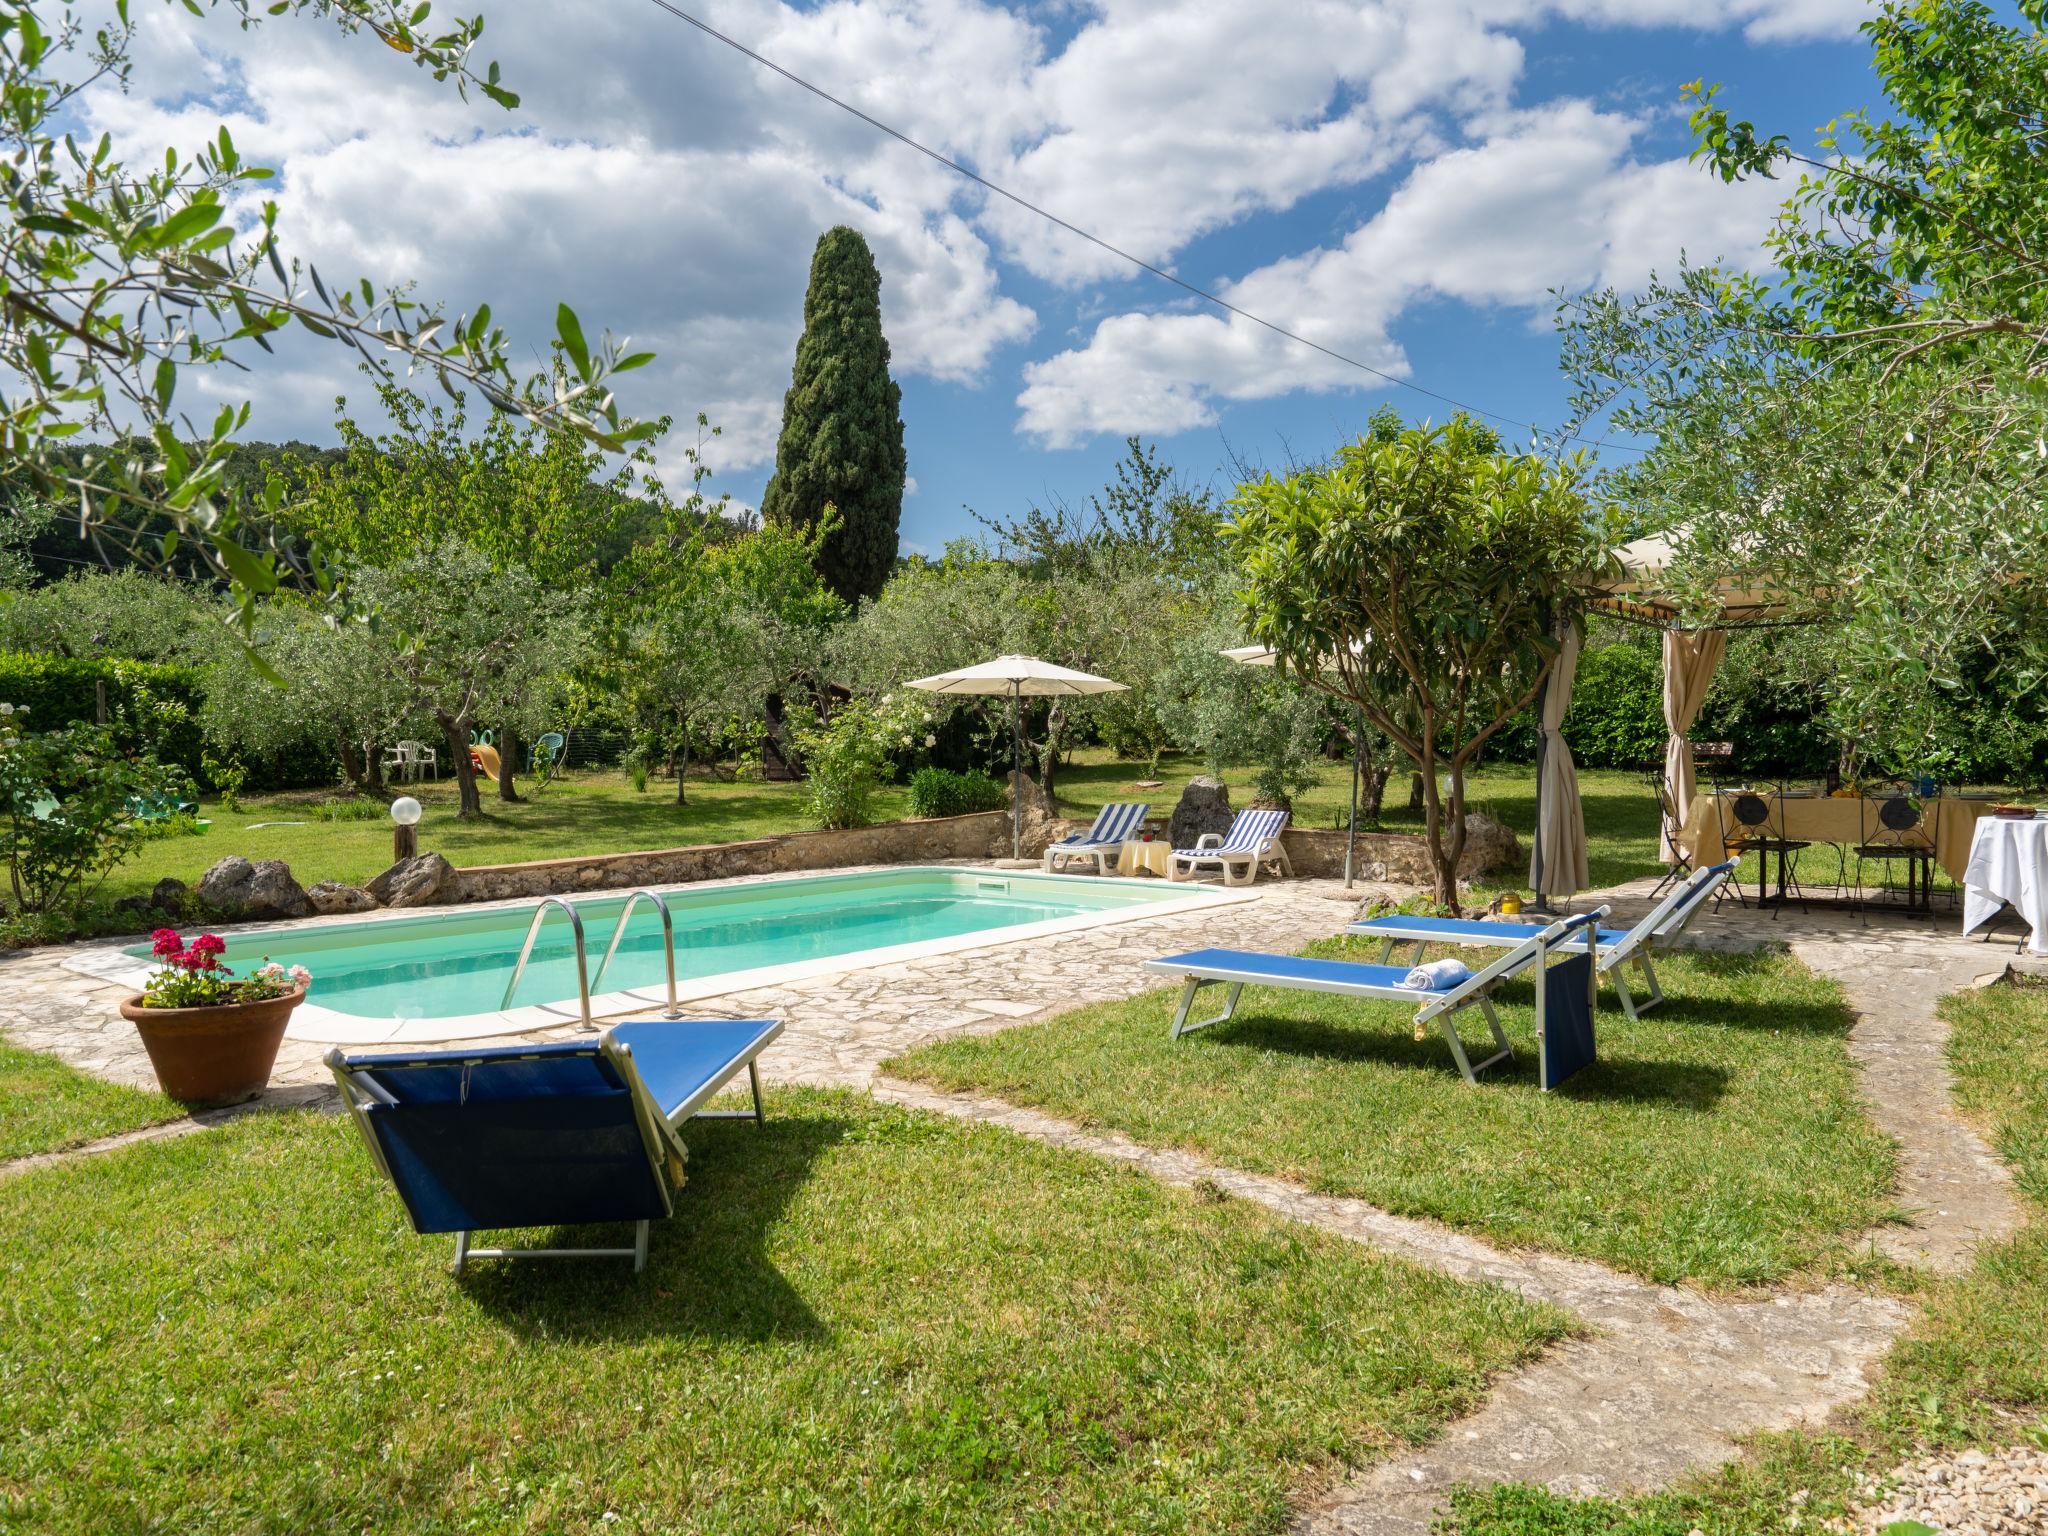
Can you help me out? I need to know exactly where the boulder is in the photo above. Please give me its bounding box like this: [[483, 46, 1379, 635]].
[[1166, 777, 1234, 852], [1458, 812, 1522, 877], [366, 851, 456, 909], [150, 876, 191, 912], [307, 880, 380, 916], [195, 856, 313, 921]]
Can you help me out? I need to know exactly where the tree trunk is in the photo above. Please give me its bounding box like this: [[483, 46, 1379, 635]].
[[1418, 742, 1464, 913], [1407, 772, 1425, 812], [338, 733, 364, 794], [364, 740, 387, 797], [1360, 762, 1391, 823], [442, 715, 482, 818], [498, 725, 524, 803], [674, 723, 689, 806]]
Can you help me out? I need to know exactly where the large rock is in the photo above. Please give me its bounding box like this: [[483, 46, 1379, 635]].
[[195, 856, 313, 921], [1166, 777, 1234, 852], [366, 851, 456, 908], [307, 880, 380, 916]]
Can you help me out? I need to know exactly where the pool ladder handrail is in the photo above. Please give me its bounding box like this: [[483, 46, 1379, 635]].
[[500, 896, 593, 1030], [590, 888, 681, 1019]]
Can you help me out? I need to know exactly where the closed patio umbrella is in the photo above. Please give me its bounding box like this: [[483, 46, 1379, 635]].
[[905, 656, 1127, 858]]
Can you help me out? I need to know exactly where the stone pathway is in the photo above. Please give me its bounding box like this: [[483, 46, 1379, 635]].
[[0, 867, 1377, 1096], [0, 865, 2033, 1532]]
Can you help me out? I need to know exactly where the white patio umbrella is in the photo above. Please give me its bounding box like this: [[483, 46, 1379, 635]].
[[905, 655, 1127, 858]]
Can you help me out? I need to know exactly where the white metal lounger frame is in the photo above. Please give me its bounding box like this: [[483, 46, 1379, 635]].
[[1043, 801, 1152, 875], [1154, 909, 1606, 1084], [325, 1020, 781, 1274], [1354, 863, 1734, 1024]]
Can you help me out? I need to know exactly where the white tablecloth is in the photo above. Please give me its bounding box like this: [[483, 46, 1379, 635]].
[[1962, 816, 2048, 954]]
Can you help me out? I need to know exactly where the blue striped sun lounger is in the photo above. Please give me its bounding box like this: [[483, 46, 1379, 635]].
[[1144, 908, 1609, 1088], [1167, 807, 1292, 886], [1044, 801, 1152, 875], [1346, 862, 1736, 1022], [327, 1017, 782, 1274]]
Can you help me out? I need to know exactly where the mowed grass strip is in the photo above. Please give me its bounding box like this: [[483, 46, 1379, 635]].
[[892, 944, 1896, 1288], [0, 1089, 1566, 1536], [0, 1039, 181, 1161], [1440, 977, 2048, 1535]]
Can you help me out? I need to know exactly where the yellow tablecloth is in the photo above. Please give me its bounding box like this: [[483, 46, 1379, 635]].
[[1674, 794, 2002, 883], [1116, 839, 1174, 878]]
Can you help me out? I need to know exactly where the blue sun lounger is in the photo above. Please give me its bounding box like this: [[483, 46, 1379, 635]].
[[1144, 908, 1609, 1088], [326, 1017, 782, 1274], [1345, 862, 1736, 1022]]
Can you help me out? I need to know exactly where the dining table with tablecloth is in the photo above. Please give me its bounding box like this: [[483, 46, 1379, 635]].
[[1672, 792, 2003, 884]]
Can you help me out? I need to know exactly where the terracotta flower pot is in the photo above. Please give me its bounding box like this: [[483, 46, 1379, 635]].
[[119, 988, 305, 1108]]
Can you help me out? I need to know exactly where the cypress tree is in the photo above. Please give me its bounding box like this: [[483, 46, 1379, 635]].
[[760, 226, 907, 604]]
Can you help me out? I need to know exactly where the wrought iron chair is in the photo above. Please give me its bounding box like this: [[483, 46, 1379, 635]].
[[1853, 792, 1940, 922]]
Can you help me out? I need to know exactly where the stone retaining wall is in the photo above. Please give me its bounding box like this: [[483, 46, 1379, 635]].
[[1279, 813, 1522, 883], [451, 811, 1013, 902]]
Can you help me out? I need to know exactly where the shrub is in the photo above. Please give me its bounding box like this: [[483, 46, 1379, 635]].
[[788, 695, 925, 830], [0, 708, 190, 914], [908, 767, 1006, 819]]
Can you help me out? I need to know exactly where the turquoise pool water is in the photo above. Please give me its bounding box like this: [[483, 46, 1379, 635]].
[[128, 867, 1202, 1023]]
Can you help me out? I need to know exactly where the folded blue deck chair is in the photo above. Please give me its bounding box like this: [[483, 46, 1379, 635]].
[[1346, 862, 1736, 1023], [1144, 909, 1608, 1088], [326, 1017, 782, 1274], [1043, 801, 1152, 875]]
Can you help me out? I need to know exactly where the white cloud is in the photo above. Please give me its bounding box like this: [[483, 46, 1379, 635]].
[[80, 0, 1843, 473], [1017, 101, 1783, 446]]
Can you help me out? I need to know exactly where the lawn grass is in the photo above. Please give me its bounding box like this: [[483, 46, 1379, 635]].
[[1441, 977, 2048, 1534], [0, 1090, 1568, 1535], [890, 944, 1896, 1288], [0, 1038, 181, 1161]]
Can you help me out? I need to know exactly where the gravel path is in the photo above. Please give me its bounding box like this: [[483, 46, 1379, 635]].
[[1834, 1444, 2048, 1534]]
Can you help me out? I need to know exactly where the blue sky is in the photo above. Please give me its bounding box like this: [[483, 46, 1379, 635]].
[[92, 1, 1888, 551]]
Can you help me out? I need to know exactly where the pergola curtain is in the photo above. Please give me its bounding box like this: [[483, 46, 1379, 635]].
[[1530, 623, 1588, 898], [1660, 629, 1727, 863]]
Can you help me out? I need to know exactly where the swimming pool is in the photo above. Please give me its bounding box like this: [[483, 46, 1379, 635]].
[[99, 867, 1241, 1044]]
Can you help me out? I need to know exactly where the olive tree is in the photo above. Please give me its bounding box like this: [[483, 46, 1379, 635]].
[[2, 0, 655, 611], [1229, 416, 1603, 908], [348, 542, 591, 818]]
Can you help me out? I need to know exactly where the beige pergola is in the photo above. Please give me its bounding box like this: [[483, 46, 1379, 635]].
[[1528, 535, 1820, 901]]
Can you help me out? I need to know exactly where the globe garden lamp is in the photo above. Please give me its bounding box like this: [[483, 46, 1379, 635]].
[[391, 795, 423, 860]]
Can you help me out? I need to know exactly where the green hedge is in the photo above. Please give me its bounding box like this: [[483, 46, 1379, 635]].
[[1489, 641, 1834, 776], [908, 766, 1007, 819], [0, 652, 337, 792], [0, 652, 205, 778]]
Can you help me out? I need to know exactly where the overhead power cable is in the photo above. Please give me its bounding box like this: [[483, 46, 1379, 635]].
[[639, 0, 1646, 455]]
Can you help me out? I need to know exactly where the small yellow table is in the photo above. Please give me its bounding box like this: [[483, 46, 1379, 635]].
[[1116, 839, 1174, 878]]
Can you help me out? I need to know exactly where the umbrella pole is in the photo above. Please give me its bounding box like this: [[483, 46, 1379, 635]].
[[1011, 681, 1022, 860], [1344, 705, 1362, 889]]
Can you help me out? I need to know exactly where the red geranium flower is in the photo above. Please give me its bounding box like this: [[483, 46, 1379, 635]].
[[190, 933, 227, 956], [150, 928, 183, 959]]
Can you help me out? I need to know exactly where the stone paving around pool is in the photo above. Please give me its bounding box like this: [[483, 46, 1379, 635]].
[[0, 862, 1378, 1093], [2, 860, 2038, 1534]]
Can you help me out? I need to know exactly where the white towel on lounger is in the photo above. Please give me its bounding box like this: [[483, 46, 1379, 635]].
[[1399, 958, 1473, 991]]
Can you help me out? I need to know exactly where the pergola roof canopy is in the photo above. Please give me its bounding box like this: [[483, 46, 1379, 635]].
[[1587, 533, 1820, 630]]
